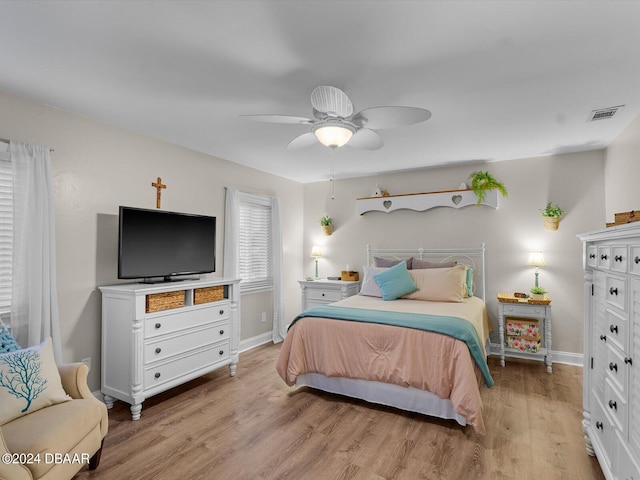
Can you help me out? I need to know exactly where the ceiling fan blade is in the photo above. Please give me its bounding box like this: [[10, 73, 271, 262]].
[[287, 132, 318, 150], [347, 128, 384, 150], [241, 114, 313, 125], [352, 106, 431, 129], [310, 86, 354, 118]]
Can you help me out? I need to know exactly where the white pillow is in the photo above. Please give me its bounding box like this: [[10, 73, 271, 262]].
[[0, 338, 72, 425], [358, 266, 387, 297], [403, 265, 469, 302]]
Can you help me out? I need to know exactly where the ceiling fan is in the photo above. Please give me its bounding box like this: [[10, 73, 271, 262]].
[[242, 85, 431, 151]]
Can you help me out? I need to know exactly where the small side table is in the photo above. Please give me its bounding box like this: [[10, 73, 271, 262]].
[[497, 293, 552, 373], [298, 279, 361, 310]]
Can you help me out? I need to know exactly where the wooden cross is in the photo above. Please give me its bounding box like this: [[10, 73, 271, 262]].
[[151, 177, 166, 208]]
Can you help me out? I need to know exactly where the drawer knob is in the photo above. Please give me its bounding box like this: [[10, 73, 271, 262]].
[[155, 323, 161, 329], [601, 254, 608, 260], [154, 372, 161, 379], [220, 329, 225, 335], [609, 324, 618, 334], [600, 335, 607, 341], [625, 357, 633, 365], [609, 362, 618, 372], [219, 350, 224, 355], [608, 400, 617, 411], [155, 347, 162, 354], [321, 293, 325, 297], [636, 256, 640, 264], [219, 310, 224, 315], [589, 253, 596, 259], [609, 287, 618, 296], [614, 255, 623, 262], [595, 421, 603, 430]]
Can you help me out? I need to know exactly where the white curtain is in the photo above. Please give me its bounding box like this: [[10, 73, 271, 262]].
[[271, 196, 286, 343], [223, 187, 286, 343], [9, 141, 62, 361]]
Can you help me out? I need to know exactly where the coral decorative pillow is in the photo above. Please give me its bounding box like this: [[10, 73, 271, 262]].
[[404, 265, 469, 302], [359, 266, 387, 297], [374, 261, 418, 301], [0, 338, 72, 425]]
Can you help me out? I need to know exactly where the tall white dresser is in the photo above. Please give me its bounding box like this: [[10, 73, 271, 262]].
[[579, 224, 640, 479], [99, 277, 240, 420]]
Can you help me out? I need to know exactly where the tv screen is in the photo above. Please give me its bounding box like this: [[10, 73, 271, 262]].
[[118, 206, 216, 281]]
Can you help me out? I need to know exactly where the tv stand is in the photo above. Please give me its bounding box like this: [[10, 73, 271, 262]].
[[99, 277, 241, 420], [141, 276, 198, 284]]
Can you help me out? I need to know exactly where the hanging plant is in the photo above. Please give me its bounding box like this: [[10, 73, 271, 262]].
[[540, 202, 564, 231], [469, 171, 508, 205], [320, 215, 333, 235]]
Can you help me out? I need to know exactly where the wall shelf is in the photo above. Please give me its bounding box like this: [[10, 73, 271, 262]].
[[356, 188, 499, 215]]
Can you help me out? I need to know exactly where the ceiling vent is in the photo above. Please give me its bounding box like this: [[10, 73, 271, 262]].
[[588, 105, 624, 121]]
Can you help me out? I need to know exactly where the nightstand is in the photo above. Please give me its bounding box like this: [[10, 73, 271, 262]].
[[497, 293, 552, 373], [298, 279, 361, 310]]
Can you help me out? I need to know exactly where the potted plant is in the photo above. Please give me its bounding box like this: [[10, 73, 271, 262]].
[[320, 215, 333, 235], [469, 171, 508, 205], [530, 285, 547, 300], [540, 202, 564, 231]]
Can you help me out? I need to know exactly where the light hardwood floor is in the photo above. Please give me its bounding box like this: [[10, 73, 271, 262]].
[[75, 344, 605, 480]]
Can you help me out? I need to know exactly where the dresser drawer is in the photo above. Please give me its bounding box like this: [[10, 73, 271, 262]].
[[605, 308, 628, 352], [502, 304, 547, 318], [630, 245, 640, 276], [605, 379, 627, 435], [144, 321, 230, 364], [590, 395, 614, 470], [605, 275, 627, 312], [144, 341, 230, 388], [606, 344, 628, 396], [611, 246, 628, 273], [587, 245, 598, 268], [598, 246, 611, 270], [145, 303, 230, 338], [307, 289, 342, 302]]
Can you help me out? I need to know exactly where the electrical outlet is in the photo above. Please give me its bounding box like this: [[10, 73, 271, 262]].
[[81, 357, 92, 372], [261, 312, 267, 323]]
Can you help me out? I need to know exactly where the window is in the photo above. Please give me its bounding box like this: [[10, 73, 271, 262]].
[[0, 146, 12, 322], [237, 192, 272, 294]]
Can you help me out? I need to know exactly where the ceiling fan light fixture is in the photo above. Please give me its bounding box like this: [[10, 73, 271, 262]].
[[313, 123, 354, 148]]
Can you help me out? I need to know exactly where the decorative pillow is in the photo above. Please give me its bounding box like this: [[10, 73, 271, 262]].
[[0, 326, 20, 354], [412, 258, 457, 269], [466, 266, 474, 297], [359, 266, 387, 297], [374, 256, 413, 269], [374, 261, 418, 301], [0, 338, 72, 425], [404, 265, 469, 302]]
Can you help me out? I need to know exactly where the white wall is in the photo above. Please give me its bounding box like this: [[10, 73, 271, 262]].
[[0, 90, 304, 391], [605, 114, 640, 221], [303, 152, 605, 355]]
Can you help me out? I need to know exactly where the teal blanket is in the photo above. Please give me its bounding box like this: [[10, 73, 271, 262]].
[[290, 304, 493, 387]]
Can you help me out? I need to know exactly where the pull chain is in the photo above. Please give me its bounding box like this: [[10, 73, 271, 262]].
[[329, 147, 335, 200]]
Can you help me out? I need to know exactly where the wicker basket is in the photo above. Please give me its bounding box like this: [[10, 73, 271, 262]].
[[194, 286, 225, 305], [341, 271, 360, 281], [543, 216, 560, 231], [146, 291, 185, 313]]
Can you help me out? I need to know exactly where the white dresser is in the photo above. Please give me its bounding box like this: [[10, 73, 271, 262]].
[[579, 224, 640, 479], [99, 277, 240, 420], [298, 279, 361, 310]]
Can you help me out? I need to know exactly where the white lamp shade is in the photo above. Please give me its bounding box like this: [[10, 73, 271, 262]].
[[310, 246, 323, 258], [313, 124, 354, 148], [527, 251, 546, 268]]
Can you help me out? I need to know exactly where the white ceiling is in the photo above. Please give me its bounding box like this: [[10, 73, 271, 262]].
[[1, 1, 639, 183]]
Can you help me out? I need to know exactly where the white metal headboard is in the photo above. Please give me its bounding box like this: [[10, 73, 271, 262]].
[[366, 244, 486, 301]]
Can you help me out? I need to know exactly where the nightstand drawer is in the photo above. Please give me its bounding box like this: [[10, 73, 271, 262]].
[[502, 304, 547, 318], [307, 289, 342, 302]]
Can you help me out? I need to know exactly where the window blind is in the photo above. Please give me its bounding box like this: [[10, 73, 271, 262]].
[[0, 150, 12, 320], [238, 192, 273, 294]]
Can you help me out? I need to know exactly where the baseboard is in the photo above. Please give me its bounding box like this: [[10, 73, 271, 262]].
[[489, 343, 583, 367], [239, 332, 273, 353]]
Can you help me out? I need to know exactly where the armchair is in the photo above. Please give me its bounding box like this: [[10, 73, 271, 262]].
[[0, 362, 108, 480]]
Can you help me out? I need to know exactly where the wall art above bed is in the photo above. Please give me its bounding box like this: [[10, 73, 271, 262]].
[[356, 188, 499, 215]]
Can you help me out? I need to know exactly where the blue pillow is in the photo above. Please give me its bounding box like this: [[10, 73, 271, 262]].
[[374, 261, 418, 301]]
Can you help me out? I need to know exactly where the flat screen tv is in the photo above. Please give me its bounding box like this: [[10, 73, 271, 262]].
[[118, 206, 216, 282]]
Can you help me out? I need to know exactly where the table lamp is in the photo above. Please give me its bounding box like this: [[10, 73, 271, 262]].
[[527, 251, 546, 288], [310, 246, 323, 279]]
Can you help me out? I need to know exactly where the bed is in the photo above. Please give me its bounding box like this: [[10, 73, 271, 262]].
[[275, 245, 493, 434]]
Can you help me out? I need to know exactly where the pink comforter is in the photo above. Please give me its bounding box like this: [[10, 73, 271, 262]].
[[276, 313, 488, 434]]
